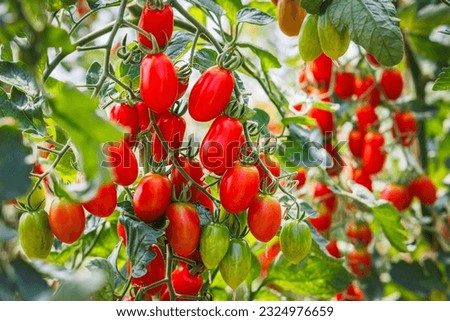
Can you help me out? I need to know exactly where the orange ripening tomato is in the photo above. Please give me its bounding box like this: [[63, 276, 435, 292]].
[[277, 0, 306, 37]]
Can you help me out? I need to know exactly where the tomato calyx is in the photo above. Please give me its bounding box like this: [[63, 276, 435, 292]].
[[174, 60, 192, 83], [146, 0, 164, 10]]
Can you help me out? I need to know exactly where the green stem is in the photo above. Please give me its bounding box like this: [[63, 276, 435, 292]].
[[74, 221, 106, 269], [165, 244, 177, 300]]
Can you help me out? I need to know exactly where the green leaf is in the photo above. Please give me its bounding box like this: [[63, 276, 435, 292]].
[[119, 203, 165, 278], [189, 0, 224, 17], [86, 62, 102, 86], [249, 108, 270, 131], [301, 0, 325, 15], [195, 203, 212, 227], [0, 120, 33, 201], [238, 43, 281, 71], [268, 241, 353, 298], [45, 78, 122, 185], [237, 8, 274, 25], [0, 43, 13, 61], [166, 32, 195, 61], [43, 25, 76, 54], [372, 202, 409, 252], [10, 258, 51, 300], [433, 67, 450, 91], [408, 33, 450, 62], [86, 258, 115, 301], [0, 61, 39, 96], [327, 0, 404, 66], [0, 87, 46, 137], [47, 0, 77, 11], [282, 116, 316, 127], [215, 0, 243, 24], [193, 48, 218, 72], [399, 3, 450, 36]]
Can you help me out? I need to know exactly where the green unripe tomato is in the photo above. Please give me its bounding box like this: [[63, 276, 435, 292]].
[[219, 238, 252, 290], [280, 220, 312, 264], [200, 223, 230, 269], [19, 210, 54, 259], [299, 14, 322, 62], [17, 177, 46, 210], [318, 13, 350, 60]]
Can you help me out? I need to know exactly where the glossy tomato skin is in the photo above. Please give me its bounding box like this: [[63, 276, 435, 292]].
[[313, 183, 338, 216], [176, 77, 189, 100], [117, 220, 126, 245], [49, 199, 86, 244], [346, 221, 373, 247], [392, 111, 417, 147], [325, 239, 341, 258], [200, 116, 243, 175], [140, 53, 178, 114], [308, 213, 332, 233], [309, 107, 334, 135], [352, 168, 373, 191], [19, 210, 54, 259], [219, 238, 252, 290], [380, 183, 411, 211], [310, 53, 332, 86], [171, 263, 203, 297], [334, 72, 355, 99], [248, 194, 282, 243], [108, 142, 139, 186], [347, 248, 372, 278], [151, 112, 186, 162], [408, 176, 437, 205], [200, 223, 230, 269], [256, 153, 280, 191], [380, 69, 403, 101], [362, 132, 386, 175], [82, 183, 117, 218], [130, 245, 165, 295], [166, 202, 201, 257], [219, 163, 260, 214], [110, 103, 140, 136], [366, 53, 380, 67], [135, 102, 150, 131], [133, 173, 172, 222], [356, 105, 378, 132], [138, 4, 173, 50], [188, 66, 234, 122], [348, 128, 365, 158], [280, 220, 312, 264]]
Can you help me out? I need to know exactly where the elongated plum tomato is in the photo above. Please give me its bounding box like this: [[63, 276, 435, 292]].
[[138, 4, 173, 50], [346, 221, 373, 247], [200, 115, 243, 175], [356, 105, 378, 132], [140, 53, 178, 114], [334, 72, 355, 99], [133, 173, 172, 222], [49, 198, 85, 244], [219, 162, 260, 214], [135, 102, 150, 131], [19, 210, 54, 259], [380, 68, 403, 101], [352, 168, 372, 191], [117, 220, 126, 245], [130, 245, 165, 295], [280, 220, 312, 264], [219, 238, 252, 290], [108, 142, 138, 186], [308, 107, 334, 135], [277, 0, 306, 37], [310, 53, 332, 86], [355, 76, 381, 108], [109, 103, 140, 135], [380, 183, 411, 211], [188, 66, 234, 122], [362, 132, 386, 175], [82, 183, 117, 218], [307, 213, 332, 233], [325, 239, 341, 258], [200, 223, 230, 269], [171, 263, 203, 297], [248, 194, 282, 242], [294, 168, 307, 190], [408, 176, 437, 205], [313, 183, 337, 215], [166, 202, 201, 257], [392, 111, 417, 147], [347, 248, 372, 278], [151, 112, 186, 162], [348, 128, 365, 159]]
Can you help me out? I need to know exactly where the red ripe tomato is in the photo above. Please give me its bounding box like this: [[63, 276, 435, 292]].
[[138, 4, 173, 50], [356, 105, 378, 132], [313, 183, 338, 216], [176, 78, 189, 100], [258, 241, 280, 277], [108, 142, 139, 186], [294, 168, 307, 190], [171, 263, 203, 297], [408, 176, 437, 205], [334, 72, 355, 99], [188, 66, 234, 122], [82, 183, 117, 217], [336, 283, 364, 301], [348, 128, 365, 158], [117, 220, 126, 245], [352, 167, 372, 191], [308, 107, 334, 135], [166, 202, 201, 257], [133, 173, 172, 222], [248, 195, 282, 242], [380, 183, 411, 211], [130, 245, 165, 295], [191, 184, 214, 215], [140, 53, 178, 114], [110, 103, 140, 136], [366, 53, 380, 67], [310, 53, 332, 86], [308, 213, 332, 233], [380, 69, 403, 101], [392, 111, 417, 147], [200, 115, 243, 175], [256, 153, 280, 191], [356, 76, 381, 108], [346, 221, 373, 247], [362, 132, 386, 175], [219, 162, 260, 214], [326, 239, 341, 258], [135, 102, 150, 132], [49, 198, 85, 244], [171, 156, 204, 197], [151, 112, 186, 162], [347, 248, 372, 278]]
